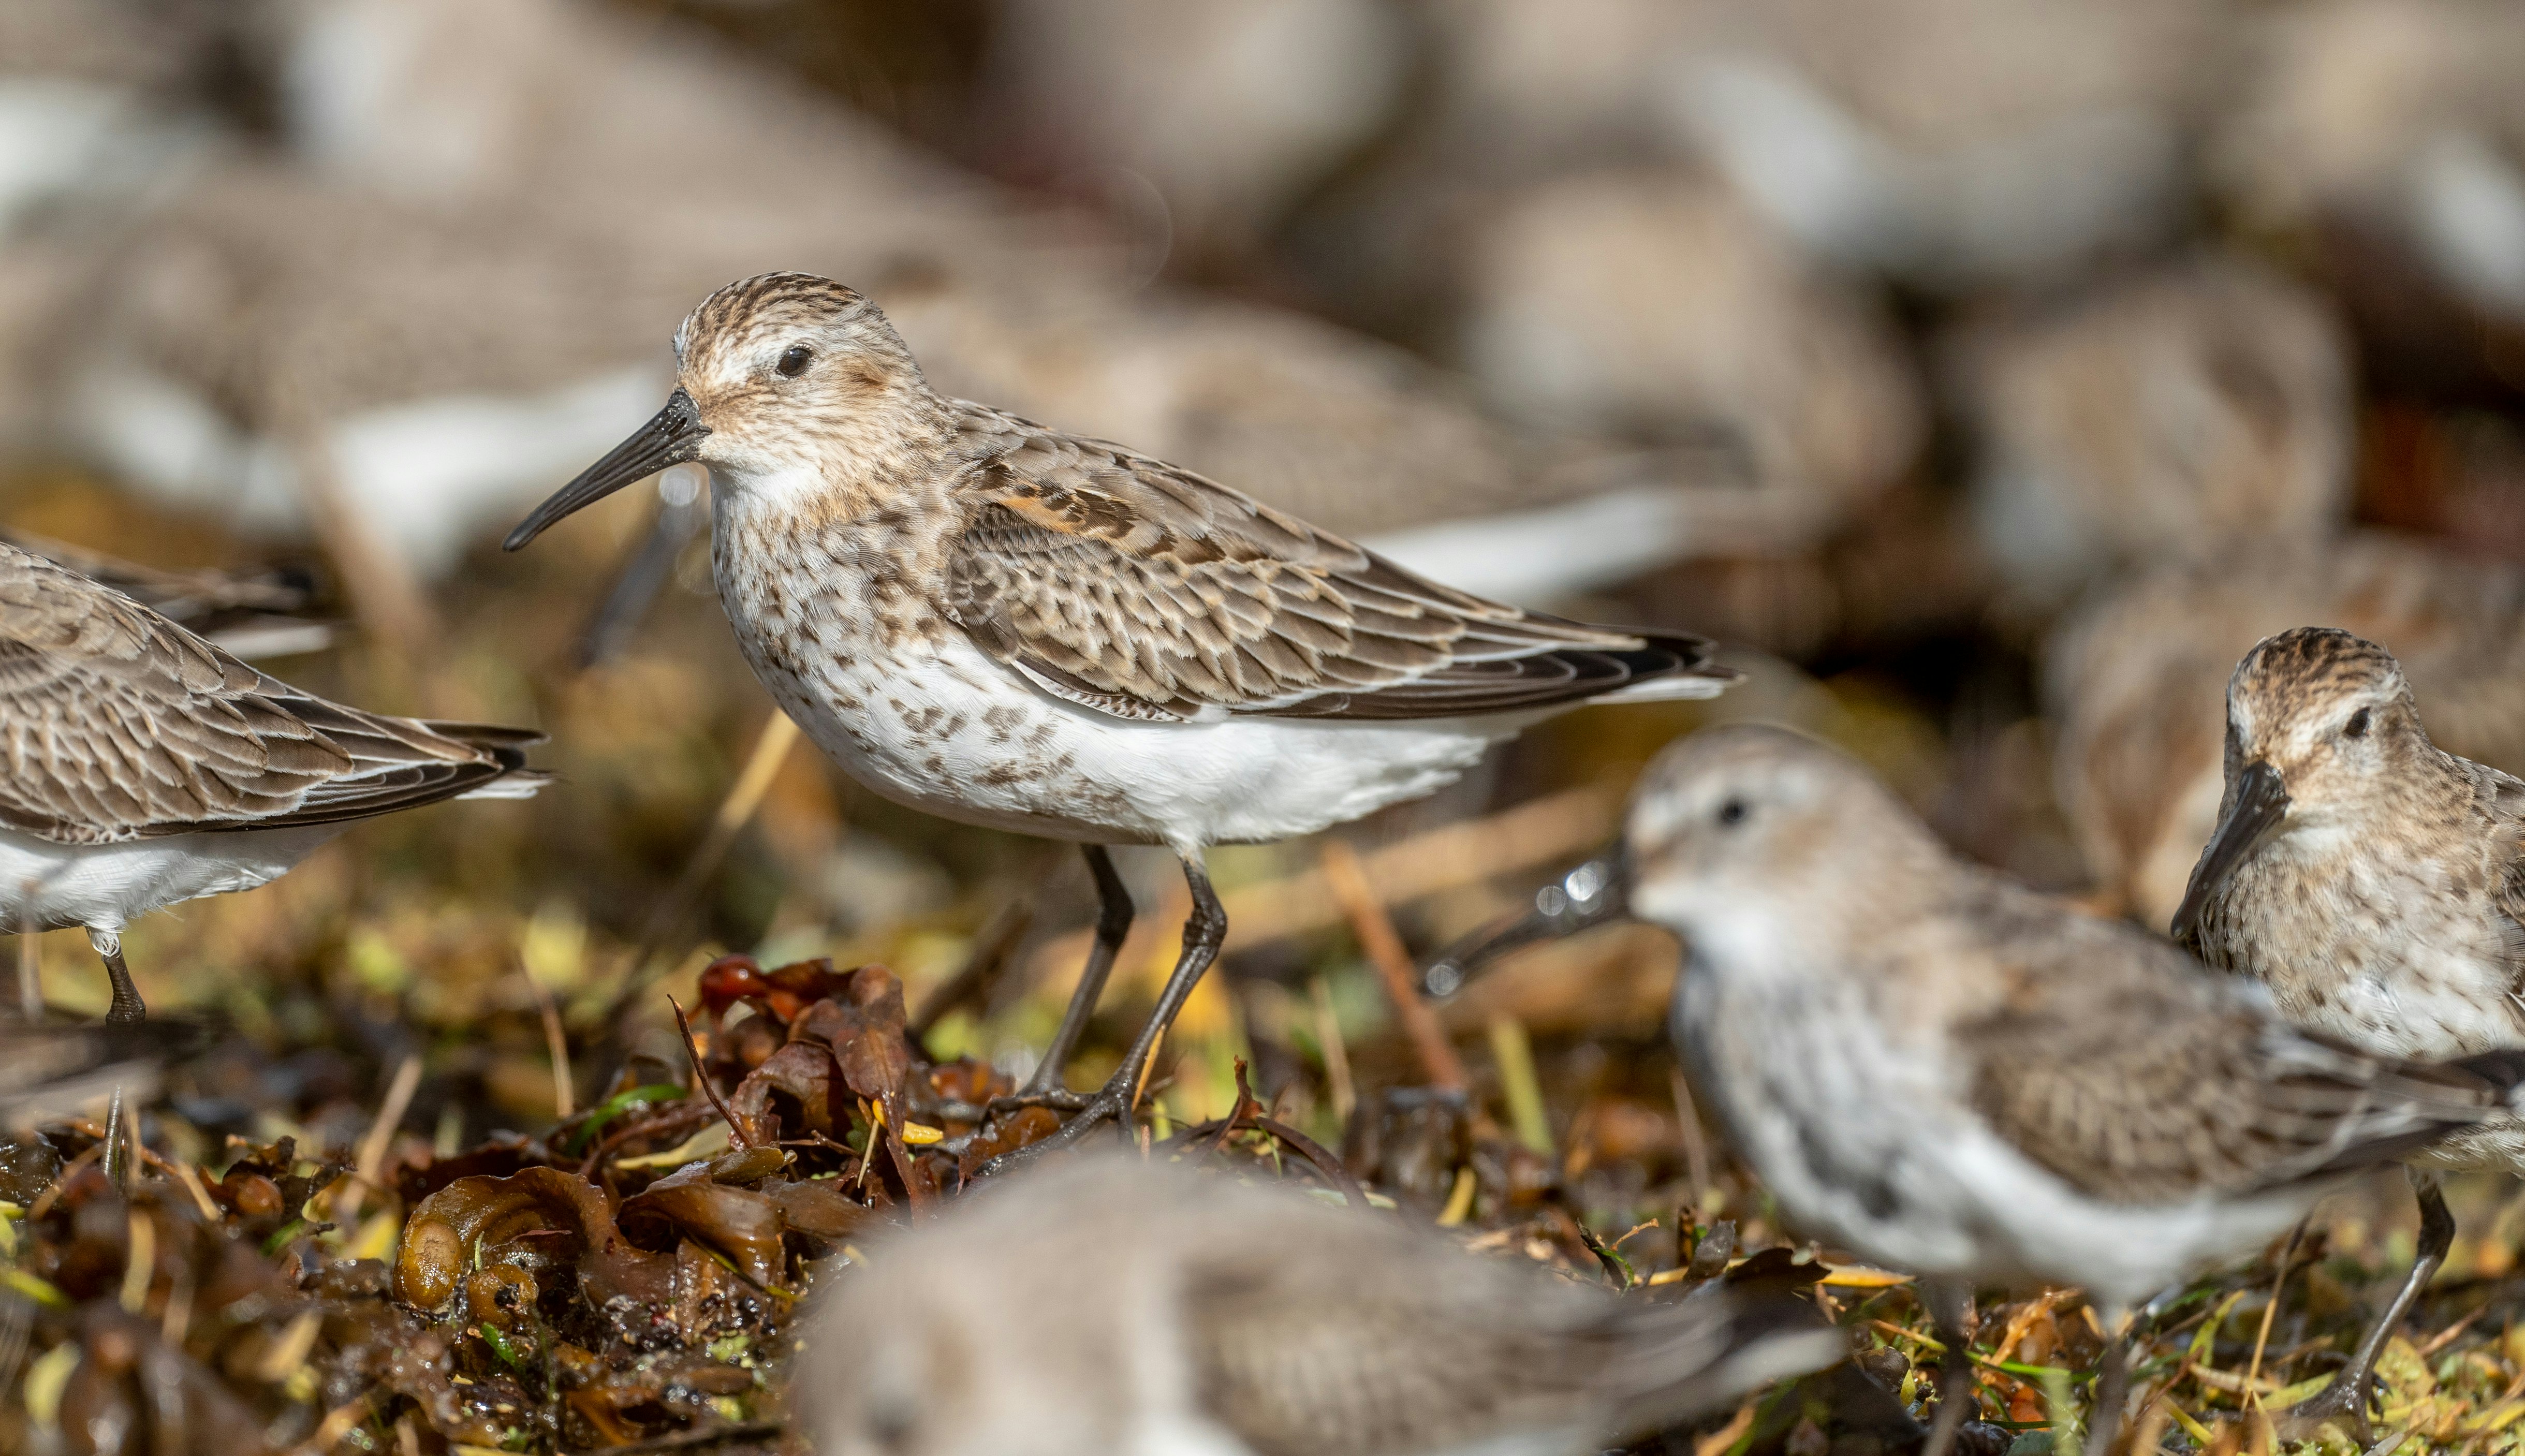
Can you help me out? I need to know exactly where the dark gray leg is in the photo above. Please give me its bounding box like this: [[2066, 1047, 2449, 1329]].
[[87, 928, 143, 1025], [2086, 1315, 2131, 1456], [1921, 1278, 1977, 1456], [983, 851, 1224, 1173], [1021, 846, 1133, 1098], [2292, 1169, 2451, 1440]]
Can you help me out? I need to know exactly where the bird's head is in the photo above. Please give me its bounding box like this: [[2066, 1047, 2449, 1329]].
[[505, 272, 937, 550], [1624, 723, 1943, 954], [2170, 626, 2425, 943]]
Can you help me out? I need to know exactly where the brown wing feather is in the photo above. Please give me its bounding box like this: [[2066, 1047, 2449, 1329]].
[[944, 404, 1729, 722], [1956, 883, 2509, 1202], [0, 543, 538, 844]]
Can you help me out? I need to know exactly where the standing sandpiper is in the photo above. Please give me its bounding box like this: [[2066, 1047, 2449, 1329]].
[[505, 272, 1736, 1155], [1456, 723, 2525, 1456], [0, 540, 547, 1021], [798, 1153, 1843, 1456], [2174, 626, 2525, 1434]]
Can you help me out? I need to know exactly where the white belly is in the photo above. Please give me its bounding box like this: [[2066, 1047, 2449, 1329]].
[[0, 824, 347, 934], [737, 622, 1522, 852], [1680, 965, 2321, 1309]]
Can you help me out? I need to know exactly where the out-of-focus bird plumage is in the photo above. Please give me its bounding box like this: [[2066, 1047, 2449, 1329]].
[[1959, 255, 2354, 615], [798, 1155, 1844, 1456]]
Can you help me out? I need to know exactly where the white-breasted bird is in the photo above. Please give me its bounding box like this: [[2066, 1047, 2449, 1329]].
[[504, 272, 1737, 1161], [0, 539, 545, 1021]]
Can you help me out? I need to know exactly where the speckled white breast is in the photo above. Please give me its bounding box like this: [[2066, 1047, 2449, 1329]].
[[713, 505, 1527, 852], [0, 823, 346, 934], [729, 586, 1516, 852], [2234, 852, 2525, 1061]]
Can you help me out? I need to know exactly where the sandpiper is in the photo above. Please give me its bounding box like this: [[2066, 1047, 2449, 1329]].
[[0, 540, 546, 1022], [797, 1153, 1843, 1456], [1959, 254, 2351, 615], [2174, 626, 2525, 1433], [1454, 723, 2525, 1456], [2046, 531, 2525, 928], [506, 272, 1735, 1155]]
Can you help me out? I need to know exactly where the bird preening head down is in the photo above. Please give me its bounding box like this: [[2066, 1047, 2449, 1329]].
[[797, 1154, 1843, 1456]]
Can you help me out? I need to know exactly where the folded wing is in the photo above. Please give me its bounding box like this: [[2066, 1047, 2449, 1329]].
[[945, 405, 1731, 724], [1958, 887, 2511, 1203], [0, 544, 539, 845]]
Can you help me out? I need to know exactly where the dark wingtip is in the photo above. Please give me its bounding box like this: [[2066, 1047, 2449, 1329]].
[[2456, 1048, 2525, 1096]]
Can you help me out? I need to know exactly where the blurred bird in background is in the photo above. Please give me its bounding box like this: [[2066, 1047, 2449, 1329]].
[[1956, 255, 2354, 621], [798, 1154, 1844, 1456], [0, 539, 545, 1022], [1457, 723, 2525, 1456]]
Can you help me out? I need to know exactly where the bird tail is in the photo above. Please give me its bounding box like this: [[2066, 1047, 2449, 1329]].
[[1601, 1286, 1845, 1440], [457, 770, 553, 801], [2455, 1048, 2525, 1113], [419, 722, 553, 800], [1590, 637, 1743, 704]]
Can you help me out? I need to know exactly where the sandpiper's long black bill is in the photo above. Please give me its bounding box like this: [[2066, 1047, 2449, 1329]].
[[504, 388, 709, 551], [1419, 849, 1629, 998], [2169, 758, 2291, 949]]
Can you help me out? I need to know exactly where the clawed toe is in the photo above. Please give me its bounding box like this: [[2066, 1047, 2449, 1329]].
[[2277, 1375, 2373, 1445], [975, 1087, 1136, 1178]]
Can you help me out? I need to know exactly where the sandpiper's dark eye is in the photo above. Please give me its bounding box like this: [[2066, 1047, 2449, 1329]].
[[776, 344, 813, 377], [2343, 708, 2371, 739], [1716, 798, 1749, 827]]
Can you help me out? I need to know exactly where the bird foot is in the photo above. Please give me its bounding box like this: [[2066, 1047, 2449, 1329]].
[[2277, 1372, 2373, 1445], [986, 1087, 1095, 1115], [974, 1084, 1138, 1178]]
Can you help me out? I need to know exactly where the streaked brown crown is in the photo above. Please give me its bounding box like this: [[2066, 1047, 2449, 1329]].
[[2229, 627, 2415, 741], [675, 272, 871, 361], [2235, 626, 2400, 699]]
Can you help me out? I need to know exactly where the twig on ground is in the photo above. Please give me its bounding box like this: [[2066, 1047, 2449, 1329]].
[[15, 930, 36, 1020], [1306, 976, 1356, 1133], [2244, 1223, 2307, 1396], [336, 1054, 424, 1223], [1163, 1062, 1368, 1209], [601, 710, 804, 1027], [1670, 1066, 1714, 1214], [1320, 839, 1467, 1093], [525, 964, 574, 1119], [1488, 1013, 1551, 1155], [578, 1103, 715, 1178], [670, 995, 756, 1148]]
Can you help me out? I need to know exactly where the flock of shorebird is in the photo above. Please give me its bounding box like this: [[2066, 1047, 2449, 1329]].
[[7, 272, 2524, 1455]]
